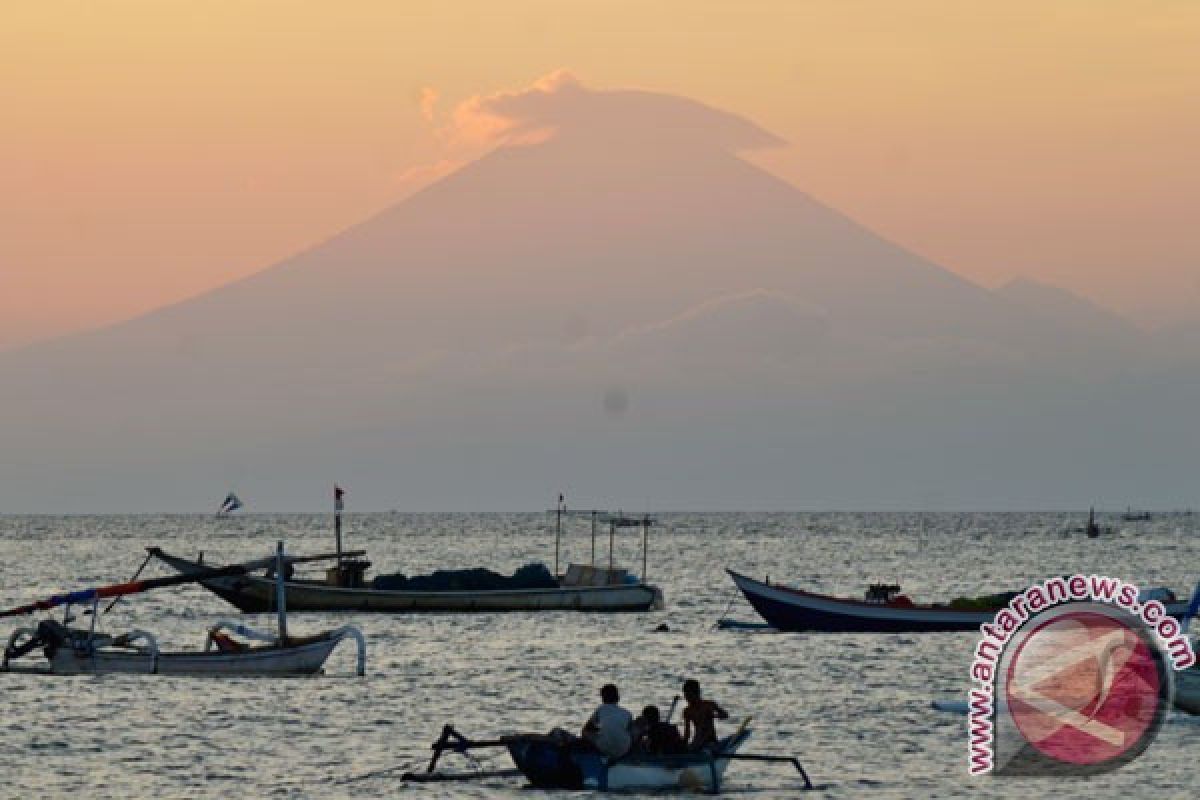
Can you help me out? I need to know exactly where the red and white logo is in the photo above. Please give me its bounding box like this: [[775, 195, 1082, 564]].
[[1004, 609, 1165, 767]]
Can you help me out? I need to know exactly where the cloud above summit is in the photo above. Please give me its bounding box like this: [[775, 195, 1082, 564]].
[[432, 70, 786, 153]]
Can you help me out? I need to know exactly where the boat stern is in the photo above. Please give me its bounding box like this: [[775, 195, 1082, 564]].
[[506, 737, 591, 789]]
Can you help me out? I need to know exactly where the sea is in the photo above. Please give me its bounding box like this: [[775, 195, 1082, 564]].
[[0, 512, 1196, 799]]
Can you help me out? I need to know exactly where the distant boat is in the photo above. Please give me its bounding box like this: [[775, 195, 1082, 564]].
[[1066, 507, 1111, 537], [216, 492, 243, 516], [726, 570, 1195, 633], [1121, 506, 1153, 522]]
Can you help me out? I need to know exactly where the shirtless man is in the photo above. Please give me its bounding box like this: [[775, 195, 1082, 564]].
[[681, 679, 729, 751]]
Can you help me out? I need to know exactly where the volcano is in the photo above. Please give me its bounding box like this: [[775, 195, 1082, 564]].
[[2, 76, 1195, 511]]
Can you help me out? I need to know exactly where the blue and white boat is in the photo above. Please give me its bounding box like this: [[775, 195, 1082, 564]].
[[407, 723, 812, 793], [507, 730, 753, 792]]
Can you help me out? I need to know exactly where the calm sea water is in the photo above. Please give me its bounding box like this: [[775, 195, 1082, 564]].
[[1, 512, 1197, 799]]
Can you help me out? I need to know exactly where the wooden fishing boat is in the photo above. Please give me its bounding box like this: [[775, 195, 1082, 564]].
[[147, 497, 665, 613], [405, 724, 812, 793], [2, 542, 366, 676], [727, 570, 1196, 633], [150, 548, 663, 613], [2, 619, 364, 676]]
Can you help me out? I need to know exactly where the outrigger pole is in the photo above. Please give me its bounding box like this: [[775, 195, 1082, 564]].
[[402, 725, 518, 783], [721, 753, 813, 790], [0, 562, 254, 618], [2, 547, 357, 619]]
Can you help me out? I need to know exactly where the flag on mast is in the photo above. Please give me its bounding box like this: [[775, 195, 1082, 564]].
[[217, 492, 243, 516], [334, 485, 345, 513]]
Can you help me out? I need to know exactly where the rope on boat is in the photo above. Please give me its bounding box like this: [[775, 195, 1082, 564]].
[[101, 551, 153, 614], [712, 587, 742, 630]]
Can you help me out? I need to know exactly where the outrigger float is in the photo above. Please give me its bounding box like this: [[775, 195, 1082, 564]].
[[149, 496, 665, 613], [403, 723, 813, 793], [2, 542, 365, 677]]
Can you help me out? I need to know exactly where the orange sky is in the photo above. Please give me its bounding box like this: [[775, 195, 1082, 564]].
[[3, 1, 1198, 351]]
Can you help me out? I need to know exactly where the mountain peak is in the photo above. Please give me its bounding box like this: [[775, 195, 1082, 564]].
[[452, 71, 786, 154]]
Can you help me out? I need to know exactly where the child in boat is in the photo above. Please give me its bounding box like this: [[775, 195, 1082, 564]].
[[581, 683, 633, 758], [681, 679, 728, 751], [634, 705, 685, 755]]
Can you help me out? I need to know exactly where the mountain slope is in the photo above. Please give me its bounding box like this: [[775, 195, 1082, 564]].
[[1, 79, 1191, 511]]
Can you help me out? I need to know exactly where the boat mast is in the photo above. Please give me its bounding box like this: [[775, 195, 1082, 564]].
[[642, 514, 649, 582], [274, 541, 288, 643], [334, 484, 345, 581], [554, 494, 564, 578], [609, 514, 616, 578], [591, 510, 597, 566]]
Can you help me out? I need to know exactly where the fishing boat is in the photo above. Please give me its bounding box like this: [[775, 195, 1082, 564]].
[[405, 724, 812, 793], [1066, 507, 1112, 537], [147, 494, 664, 613], [1121, 506, 1153, 522], [727, 570, 1197, 633], [2, 619, 363, 676], [507, 730, 756, 791], [1, 543, 365, 676]]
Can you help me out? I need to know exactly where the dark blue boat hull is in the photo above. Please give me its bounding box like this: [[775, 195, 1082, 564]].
[[728, 570, 1194, 633]]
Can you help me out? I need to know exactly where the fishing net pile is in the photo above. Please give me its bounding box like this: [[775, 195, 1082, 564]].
[[370, 563, 557, 592]]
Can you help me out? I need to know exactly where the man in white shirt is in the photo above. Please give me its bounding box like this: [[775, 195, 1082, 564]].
[[581, 683, 633, 759]]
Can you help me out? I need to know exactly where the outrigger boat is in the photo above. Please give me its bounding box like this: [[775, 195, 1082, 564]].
[[148, 495, 664, 613], [2, 542, 365, 676], [405, 723, 813, 793], [727, 570, 1198, 633]]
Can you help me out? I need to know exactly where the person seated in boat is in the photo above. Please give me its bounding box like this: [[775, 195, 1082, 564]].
[[634, 705, 685, 755], [581, 683, 633, 759], [207, 627, 247, 653], [681, 679, 728, 751]]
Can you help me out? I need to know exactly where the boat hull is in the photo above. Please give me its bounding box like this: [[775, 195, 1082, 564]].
[[506, 730, 751, 792], [154, 551, 664, 613], [1174, 667, 1200, 715], [728, 570, 1193, 633], [41, 638, 340, 676]]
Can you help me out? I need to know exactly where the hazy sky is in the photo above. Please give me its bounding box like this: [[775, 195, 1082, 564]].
[[3, 1, 1198, 352]]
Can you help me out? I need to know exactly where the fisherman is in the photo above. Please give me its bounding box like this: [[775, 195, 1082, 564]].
[[581, 683, 633, 759], [634, 705, 685, 755], [681, 679, 729, 751]]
